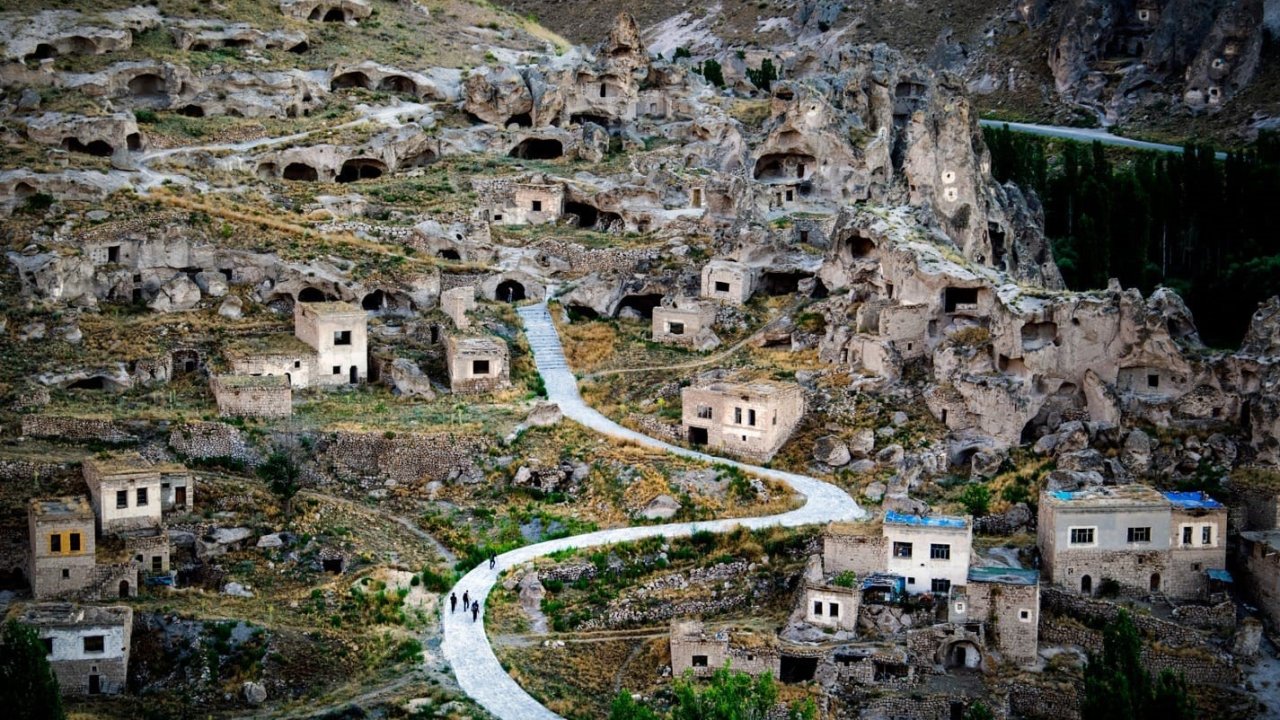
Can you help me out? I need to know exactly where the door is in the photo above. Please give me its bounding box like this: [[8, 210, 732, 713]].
[[89, 675, 101, 694], [119, 580, 129, 597], [175, 486, 186, 508], [349, 366, 358, 384], [1081, 575, 1092, 595]]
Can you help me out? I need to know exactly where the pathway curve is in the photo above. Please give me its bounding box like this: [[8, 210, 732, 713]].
[[979, 119, 1229, 160], [440, 300, 864, 720]]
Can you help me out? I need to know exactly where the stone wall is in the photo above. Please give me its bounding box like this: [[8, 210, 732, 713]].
[[168, 422, 259, 466], [822, 531, 886, 577], [624, 413, 684, 444], [533, 239, 658, 274], [1042, 587, 1213, 647], [21, 415, 137, 444], [858, 694, 1003, 720], [1040, 614, 1239, 685], [440, 271, 487, 293], [968, 581, 1040, 666], [1171, 600, 1236, 631], [1003, 680, 1081, 720], [312, 431, 491, 488], [210, 377, 292, 419]]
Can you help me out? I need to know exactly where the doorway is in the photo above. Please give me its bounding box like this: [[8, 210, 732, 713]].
[[1081, 575, 1092, 595]]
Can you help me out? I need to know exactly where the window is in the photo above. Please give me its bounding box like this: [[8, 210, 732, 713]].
[[107, 245, 120, 263], [828, 603, 839, 617], [116, 490, 128, 509], [136, 488, 149, 507], [599, 83, 607, 98], [1069, 527, 1096, 545], [62, 569, 70, 579], [954, 602, 966, 613], [747, 409, 756, 426], [714, 281, 730, 293], [294, 360, 301, 368], [696, 406, 712, 420], [70, 533, 81, 552], [1147, 373, 1159, 388], [930, 544, 951, 560], [83, 636, 105, 653], [1019, 609, 1032, 622], [785, 189, 794, 202], [1183, 527, 1193, 545], [472, 359, 490, 375], [931, 578, 951, 593], [50, 534, 62, 553], [42, 638, 53, 655], [692, 655, 708, 667], [152, 556, 163, 572], [669, 321, 685, 335], [492, 214, 503, 221], [813, 601, 823, 616], [334, 330, 352, 346], [1127, 527, 1151, 543], [893, 542, 913, 559], [333, 365, 342, 375], [734, 407, 742, 424], [531, 200, 542, 212], [907, 577, 915, 585], [1202, 526, 1213, 545]]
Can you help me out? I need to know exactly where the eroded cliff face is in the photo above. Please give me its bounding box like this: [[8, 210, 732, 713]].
[[1049, 0, 1266, 122]]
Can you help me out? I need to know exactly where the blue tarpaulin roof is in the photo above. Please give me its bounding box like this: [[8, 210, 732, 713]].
[[1160, 491, 1224, 510], [1206, 568, 1234, 583], [884, 510, 968, 528]]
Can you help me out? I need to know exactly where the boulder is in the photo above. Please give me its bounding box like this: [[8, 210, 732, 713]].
[[813, 436, 851, 467], [525, 402, 562, 427], [256, 533, 284, 549], [462, 66, 533, 126], [148, 275, 201, 313], [218, 295, 244, 320], [578, 122, 609, 163], [223, 582, 254, 598], [1121, 429, 1153, 474], [970, 450, 1003, 479], [641, 494, 681, 520], [863, 481, 886, 502], [194, 271, 228, 297], [243, 681, 267, 705], [386, 358, 435, 398], [848, 428, 875, 457]]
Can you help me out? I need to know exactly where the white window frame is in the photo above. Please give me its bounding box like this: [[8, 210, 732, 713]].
[[1068, 526, 1097, 547], [1019, 609, 1032, 622]]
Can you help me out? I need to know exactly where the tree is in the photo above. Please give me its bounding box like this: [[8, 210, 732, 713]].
[[1081, 610, 1196, 720], [958, 483, 991, 517], [701, 59, 724, 88], [746, 59, 777, 91], [964, 702, 995, 720], [611, 665, 815, 720], [0, 620, 65, 720], [258, 451, 302, 520]]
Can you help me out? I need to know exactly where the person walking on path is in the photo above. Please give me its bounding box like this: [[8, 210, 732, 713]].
[[471, 601, 480, 622], [450, 592, 457, 613], [462, 590, 469, 609], [489, 552, 496, 570]]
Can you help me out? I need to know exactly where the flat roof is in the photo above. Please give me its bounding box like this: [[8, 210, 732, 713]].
[[29, 496, 93, 520], [215, 374, 290, 389], [298, 301, 364, 315], [1043, 484, 1168, 508], [968, 566, 1039, 586], [84, 452, 154, 477], [1242, 530, 1280, 552], [225, 333, 313, 358], [1161, 491, 1224, 510], [699, 379, 801, 399], [884, 510, 968, 529], [19, 603, 131, 627], [449, 335, 507, 354]]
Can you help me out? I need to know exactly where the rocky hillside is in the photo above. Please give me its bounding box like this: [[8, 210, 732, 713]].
[[497, 0, 1280, 143]]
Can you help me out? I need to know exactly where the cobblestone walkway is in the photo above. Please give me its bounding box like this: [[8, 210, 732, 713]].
[[440, 300, 866, 720]]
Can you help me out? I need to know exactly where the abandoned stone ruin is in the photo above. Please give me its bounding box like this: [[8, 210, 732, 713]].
[[0, 3, 1278, 720]]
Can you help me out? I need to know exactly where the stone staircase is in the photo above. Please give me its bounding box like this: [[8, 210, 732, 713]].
[[517, 304, 568, 372]]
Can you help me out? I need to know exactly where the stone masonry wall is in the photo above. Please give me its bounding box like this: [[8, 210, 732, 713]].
[[1042, 587, 1213, 647], [312, 431, 491, 489], [1040, 614, 1239, 685], [533, 239, 659, 274], [168, 422, 260, 466], [21, 415, 138, 444]]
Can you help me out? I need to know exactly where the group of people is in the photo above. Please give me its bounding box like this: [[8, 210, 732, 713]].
[[449, 553, 499, 622]]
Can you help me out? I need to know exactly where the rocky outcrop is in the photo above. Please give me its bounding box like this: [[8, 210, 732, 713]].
[[280, 0, 372, 23], [1049, 0, 1266, 122]]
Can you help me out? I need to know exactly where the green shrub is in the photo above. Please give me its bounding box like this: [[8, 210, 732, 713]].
[[701, 59, 724, 88], [958, 483, 991, 517]]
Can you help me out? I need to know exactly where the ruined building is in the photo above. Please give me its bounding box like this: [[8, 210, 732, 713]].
[[1038, 486, 1227, 599], [680, 379, 805, 462], [445, 335, 512, 394], [294, 301, 368, 386], [20, 603, 133, 696]]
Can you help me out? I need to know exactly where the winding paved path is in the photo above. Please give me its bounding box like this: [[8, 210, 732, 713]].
[[978, 119, 1229, 160], [440, 300, 865, 720]]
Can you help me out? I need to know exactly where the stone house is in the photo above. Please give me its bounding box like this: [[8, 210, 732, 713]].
[[680, 379, 805, 462], [445, 335, 511, 394], [28, 497, 96, 600], [883, 511, 973, 596], [1240, 530, 1280, 627], [477, 180, 564, 226], [83, 454, 164, 534], [441, 285, 477, 330], [211, 374, 293, 418], [802, 578, 861, 632], [1037, 486, 1226, 598], [295, 301, 368, 386], [124, 531, 171, 575], [669, 620, 780, 678], [952, 567, 1040, 667], [651, 300, 715, 347], [700, 260, 755, 305], [223, 334, 316, 389], [20, 603, 132, 696]]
